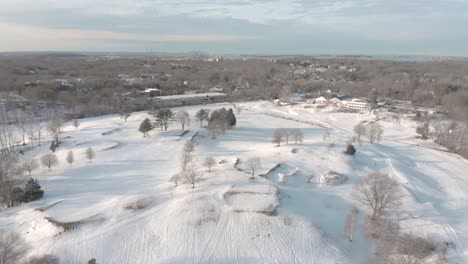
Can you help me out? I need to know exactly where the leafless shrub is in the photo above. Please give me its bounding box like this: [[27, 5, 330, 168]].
[[123, 197, 153, 211], [170, 173, 182, 187]]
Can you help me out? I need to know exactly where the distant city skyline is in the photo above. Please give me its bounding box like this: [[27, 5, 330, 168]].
[[1, 0, 467, 56]]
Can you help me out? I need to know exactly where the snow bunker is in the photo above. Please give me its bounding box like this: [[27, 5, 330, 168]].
[[221, 184, 280, 215], [319, 170, 348, 186]]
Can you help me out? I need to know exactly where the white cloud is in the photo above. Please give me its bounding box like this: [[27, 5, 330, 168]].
[[0, 0, 467, 54]]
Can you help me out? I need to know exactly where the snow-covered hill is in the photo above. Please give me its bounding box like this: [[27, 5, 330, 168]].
[[1, 101, 468, 263]]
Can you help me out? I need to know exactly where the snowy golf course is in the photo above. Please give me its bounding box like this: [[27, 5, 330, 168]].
[[1, 101, 468, 263]]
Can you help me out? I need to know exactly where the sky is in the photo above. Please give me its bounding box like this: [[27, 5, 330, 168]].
[[0, 0, 467, 56]]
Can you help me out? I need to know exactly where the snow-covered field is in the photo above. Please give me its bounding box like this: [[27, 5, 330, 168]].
[[1, 101, 468, 263]]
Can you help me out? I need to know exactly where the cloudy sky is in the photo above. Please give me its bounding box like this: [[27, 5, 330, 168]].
[[1, 0, 467, 55]]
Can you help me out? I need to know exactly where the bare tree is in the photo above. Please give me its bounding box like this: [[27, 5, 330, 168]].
[[40, 153, 58, 171], [66, 150, 75, 167], [272, 128, 286, 146], [16, 120, 28, 146], [345, 207, 359, 242], [0, 155, 22, 208], [366, 122, 383, 144], [36, 122, 43, 146], [183, 166, 200, 189], [25, 122, 37, 146], [72, 119, 80, 130], [291, 128, 304, 144], [85, 147, 95, 163], [207, 119, 225, 139], [47, 118, 63, 144], [21, 159, 39, 176], [0, 230, 30, 264], [204, 156, 216, 172], [353, 123, 366, 145], [322, 128, 331, 141], [119, 105, 132, 122], [352, 172, 404, 218], [180, 151, 192, 172], [176, 110, 190, 131], [183, 140, 196, 154], [0, 128, 17, 155], [246, 157, 261, 179]]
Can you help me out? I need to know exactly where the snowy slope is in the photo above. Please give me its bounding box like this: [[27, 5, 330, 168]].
[[1, 101, 468, 263]]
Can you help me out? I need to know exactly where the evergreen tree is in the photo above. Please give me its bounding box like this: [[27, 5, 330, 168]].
[[150, 109, 174, 131], [195, 109, 210, 127], [345, 144, 356, 155], [23, 178, 44, 202], [139, 118, 153, 137]]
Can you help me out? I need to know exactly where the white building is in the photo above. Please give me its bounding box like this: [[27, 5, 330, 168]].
[[342, 99, 370, 110], [311, 96, 329, 105]]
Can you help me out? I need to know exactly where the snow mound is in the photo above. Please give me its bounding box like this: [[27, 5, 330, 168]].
[[221, 184, 280, 215], [319, 171, 348, 186]]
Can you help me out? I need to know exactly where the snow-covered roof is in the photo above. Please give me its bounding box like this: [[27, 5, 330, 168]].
[[315, 96, 328, 101]]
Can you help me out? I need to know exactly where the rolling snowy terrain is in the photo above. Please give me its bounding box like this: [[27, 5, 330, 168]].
[[1, 101, 468, 263]]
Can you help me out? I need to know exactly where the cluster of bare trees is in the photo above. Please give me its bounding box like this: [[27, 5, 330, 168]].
[[0, 155, 44, 208], [171, 140, 202, 189], [272, 128, 303, 147], [0, 230, 59, 264], [353, 122, 383, 144], [0, 155, 22, 208], [431, 120, 466, 154]]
